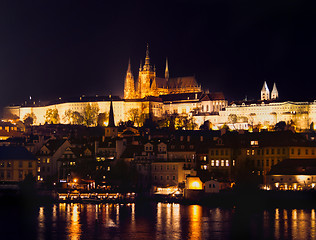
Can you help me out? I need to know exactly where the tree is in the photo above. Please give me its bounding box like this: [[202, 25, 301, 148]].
[[23, 112, 37, 126], [72, 111, 84, 125], [274, 121, 286, 131], [63, 109, 73, 124], [83, 103, 99, 126], [127, 108, 141, 126], [97, 112, 109, 126], [45, 108, 60, 124]]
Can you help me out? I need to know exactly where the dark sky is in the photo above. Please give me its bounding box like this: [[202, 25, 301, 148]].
[[0, 0, 315, 112]]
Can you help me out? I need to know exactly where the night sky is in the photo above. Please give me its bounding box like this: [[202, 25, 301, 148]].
[[0, 0, 315, 113]]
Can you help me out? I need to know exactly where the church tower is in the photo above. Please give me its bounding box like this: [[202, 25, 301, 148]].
[[165, 58, 169, 80], [105, 100, 118, 137], [137, 44, 156, 98], [271, 82, 279, 100], [261, 81, 270, 100], [124, 59, 136, 99]]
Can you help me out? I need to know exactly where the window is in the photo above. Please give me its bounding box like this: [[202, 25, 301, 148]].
[[211, 160, 215, 167], [225, 150, 228, 155], [282, 148, 286, 154], [221, 160, 224, 166], [271, 149, 274, 155], [257, 149, 261, 155], [7, 162, 11, 168], [203, 156, 207, 161], [247, 150, 250, 156], [28, 162, 32, 168], [221, 150, 224, 155], [266, 149, 269, 155], [19, 170, 23, 179], [233, 160, 235, 166], [225, 160, 229, 167], [216, 160, 219, 167], [0, 171, 3, 179], [6, 171, 11, 179], [210, 150, 214, 156], [291, 148, 294, 154], [167, 176, 169, 180], [160, 176, 163, 180], [215, 150, 218, 155], [306, 149, 309, 155], [0, 162, 4, 168], [251, 150, 255, 155], [173, 176, 175, 180], [277, 149, 280, 155], [173, 165, 175, 170], [298, 149, 301, 155]]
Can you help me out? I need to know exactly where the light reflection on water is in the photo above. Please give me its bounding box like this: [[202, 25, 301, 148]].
[[3, 203, 315, 240]]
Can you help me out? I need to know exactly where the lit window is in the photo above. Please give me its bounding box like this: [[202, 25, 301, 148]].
[[233, 160, 235, 166], [221, 160, 224, 166], [203, 156, 207, 161], [247, 150, 250, 155], [47, 158, 50, 164], [211, 160, 215, 167], [216, 160, 219, 167], [251, 150, 255, 155], [225, 160, 229, 166]]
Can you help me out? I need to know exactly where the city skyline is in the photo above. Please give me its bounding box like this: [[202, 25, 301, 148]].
[[1, 1, 315, 111]]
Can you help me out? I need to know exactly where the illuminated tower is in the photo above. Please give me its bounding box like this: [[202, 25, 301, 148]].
[[271, 82, 279, 100], [165, 58, 169, 80], [124, 59, 136, 99], [261, 81, 270, 100], [105, 100, 117, 137], [137, 44, 156, 98]]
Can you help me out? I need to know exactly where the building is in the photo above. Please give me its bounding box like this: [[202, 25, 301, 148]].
[[263, 158, 316, 190], [3, 45, 227, 128], [0, 146, 37, 183]]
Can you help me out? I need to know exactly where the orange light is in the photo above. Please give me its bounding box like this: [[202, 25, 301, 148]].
[[73, 178, 78, 183]]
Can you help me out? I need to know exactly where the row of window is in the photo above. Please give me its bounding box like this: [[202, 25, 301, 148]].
[[154, 175, 176, 181], [256, 159, 281, 167], [38, 158, 50, 164], [153, 165, 177, 171], [0, 161, 33, 168], [246, 148, 316, 156], [210, 149, 229, 156], [0, 170, 33, 180], [210, 160, 234, 167]]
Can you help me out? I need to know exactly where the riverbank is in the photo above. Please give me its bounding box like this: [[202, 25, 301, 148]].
[[1, 189, 316, 208]]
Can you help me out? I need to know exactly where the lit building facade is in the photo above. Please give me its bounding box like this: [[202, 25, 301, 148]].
[[4, 45, 227, 127]]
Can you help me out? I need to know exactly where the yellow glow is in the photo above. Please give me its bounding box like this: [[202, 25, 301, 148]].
[[73, 178, 78, 183], [190, 181, 202, 189], [275, 182, 279, 188]]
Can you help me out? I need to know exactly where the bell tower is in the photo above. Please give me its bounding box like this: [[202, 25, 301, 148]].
[[137, 44, 156, 98], [124, 59, 136, 99]]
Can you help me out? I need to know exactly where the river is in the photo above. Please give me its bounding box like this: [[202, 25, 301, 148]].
[[0, 202, 315, 239]]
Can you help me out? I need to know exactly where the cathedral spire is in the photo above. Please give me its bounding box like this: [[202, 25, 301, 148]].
[[127, 58, 131, 73], [108, 99, 115, 127], [165, 58, 169, 80], [145, 43, 150, 66]]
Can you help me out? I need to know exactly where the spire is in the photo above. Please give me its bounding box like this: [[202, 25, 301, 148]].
[[108, 100, 115, 127], [165, 58, 169, 80], [127, 58, 131, 73], [271, 82, 279, 100], [145, 43, 150, 65], [261, 81, 270, 100], [261, 81, 269, 92]]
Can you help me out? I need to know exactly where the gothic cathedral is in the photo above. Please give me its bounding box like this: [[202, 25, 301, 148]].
[[124, 44, 202, 99]]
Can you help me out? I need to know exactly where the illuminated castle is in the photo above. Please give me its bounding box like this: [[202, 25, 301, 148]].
[[124, 44, 201, 99]]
